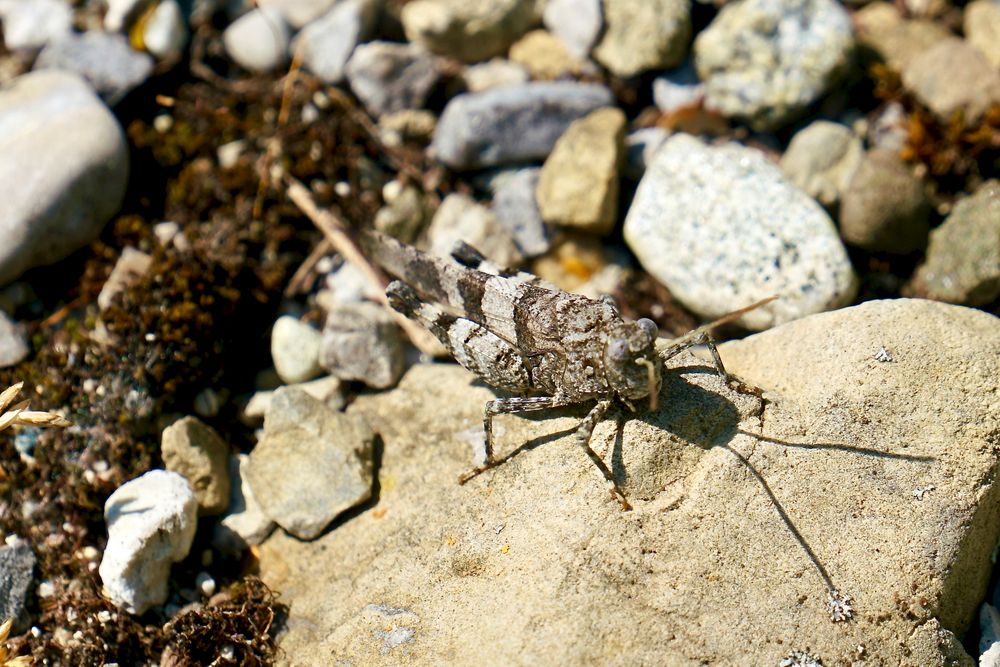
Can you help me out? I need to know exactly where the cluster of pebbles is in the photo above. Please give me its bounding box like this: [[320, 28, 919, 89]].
[[0, 0, 999, 663]]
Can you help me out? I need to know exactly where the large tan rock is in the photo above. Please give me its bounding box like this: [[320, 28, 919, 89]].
[[260, 299, 1000, 665]]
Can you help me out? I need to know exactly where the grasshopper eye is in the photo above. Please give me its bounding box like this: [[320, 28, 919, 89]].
[[637, 318, 657, 342]]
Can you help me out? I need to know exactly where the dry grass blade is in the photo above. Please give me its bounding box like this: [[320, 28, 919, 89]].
[[13, 412, 72, 428], [280, 172, 446, 357], [0, 383, 23, 415], [0, 384, 71, 433]]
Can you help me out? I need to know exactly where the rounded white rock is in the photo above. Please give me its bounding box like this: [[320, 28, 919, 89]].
[[623, 134, 857, 330], [223, 7, 290, 73], [270, 315, 323, 384]]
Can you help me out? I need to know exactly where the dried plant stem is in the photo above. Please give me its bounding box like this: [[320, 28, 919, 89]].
[[281, 173, 445, 356]]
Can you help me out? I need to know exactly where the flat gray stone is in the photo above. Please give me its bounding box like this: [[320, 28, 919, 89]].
[[259, 299, 1000, 664], [543, 0, 602, 60], [901, 38, 1000, 124], [35, 31, 154, 105], [320, 302, 405, 390], [0, 312, 28, 368], [401, 0, 537, 63], [430, 82, 614, 170], [222, 7, 290, 73], [839, 149, 929, 253], [592, 0, 691, 78], [694, 0, 854, 130], [623, 134, 857, 329], [0, 542, 35, 632], [295, 0, 378, 84], [780, 120, 863, 209], [245, 387, 374, 540], [912, 180, 1000, 306], [345, 41, 441, 118], [100, 470, 198, 614], [244, 375, 344, 419], [0, 70, 128, 286], [161, 416, 232, 516]]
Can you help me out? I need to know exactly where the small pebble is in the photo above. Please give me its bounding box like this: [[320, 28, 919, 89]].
[[345, 41, 442, 117], [270, 315, 323, 384], [257, 0, 337, 28], [142, 0, 187, 61], [245, 388, 374, 540], [320, 302, 405, 389], [0, 542, 35, 631], [427, 194, 521, 267], [195, 572, 216, 597], [543, 0, 602, 60], [0, 312, 29, 369], [35, 31, 155, 106], [97, 247, 153, 311], [161, 416, 232, 516], [461, 59, 529, 93], [780, 120, 863, 209], [912, 180, 1000, 306], [901, 38, 1000, 124], [965, 0, 1000, 69], [222, 7, 290, 73], [839, 149, 929, 253], [401, 0, 537, 63], [593, 0, 691, 78], [652, 60, 706, 115], [212, 454, 276, 554], [294, 0, 378, 84]]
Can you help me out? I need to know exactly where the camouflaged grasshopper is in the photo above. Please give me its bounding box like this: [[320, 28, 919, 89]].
[[362, 230, 774, 510]]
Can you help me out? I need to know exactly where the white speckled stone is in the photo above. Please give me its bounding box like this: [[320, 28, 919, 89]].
[[99, 470, 198, 614], [623, 134, 857, 330], [694, 0, 854, 130]]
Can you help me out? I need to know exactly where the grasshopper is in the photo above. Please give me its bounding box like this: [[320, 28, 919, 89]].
[[362, 230, 775, 510]]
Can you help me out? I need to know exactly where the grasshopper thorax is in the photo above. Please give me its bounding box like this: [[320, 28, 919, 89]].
[[604, 318, 662, 409]]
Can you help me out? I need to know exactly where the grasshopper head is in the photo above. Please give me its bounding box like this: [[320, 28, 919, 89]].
[[604, 318, 662, 410]]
